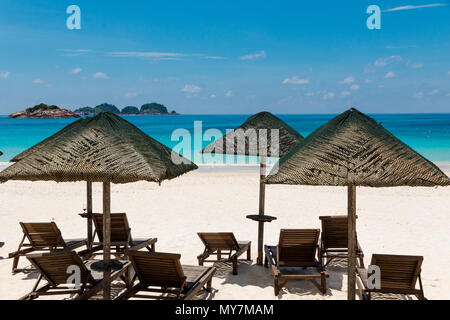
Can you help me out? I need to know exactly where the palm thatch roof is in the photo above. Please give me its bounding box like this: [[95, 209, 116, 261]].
[[202, 112, 304, 157], [10, 118, 88, 162], [266, 108, 450, 187], [0, 112, 197, 184]]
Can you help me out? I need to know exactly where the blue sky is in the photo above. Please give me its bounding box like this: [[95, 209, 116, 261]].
[[0, 0, 449, 114]]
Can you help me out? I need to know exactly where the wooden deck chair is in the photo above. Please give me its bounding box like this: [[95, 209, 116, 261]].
[[264, 229, 328, 295], [8, 222, 87, 273], [118, 250, 216, 300], [318, 215, 364, 268], [88, 213, 157, 258], [0, 242, 4, 248], [20, 251, 130, 300], [356, 254, 426, 300], [197, 232, 251, 275]]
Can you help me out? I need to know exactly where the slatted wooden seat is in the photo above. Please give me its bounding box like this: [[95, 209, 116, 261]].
[[118, 250, 216, 300], [356, 254, 426, 300], [264, 229, 328, 295], [8, 222, 87, 273], [87, 213, 157, 258], [318, 215, 364, 267], [20, 251, 131, 300], [197, 232, 251, 275]]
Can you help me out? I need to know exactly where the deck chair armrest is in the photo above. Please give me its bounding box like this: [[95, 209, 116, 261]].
[[264, 245, 277, 268], [8, 247, 35, 258], [184, 267, 216, 300], [128, 238, 157, 251], [230, 241, 251, 260], [64, 239, 88, 251]]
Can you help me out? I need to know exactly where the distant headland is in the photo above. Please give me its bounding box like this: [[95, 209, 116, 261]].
[[8, 102, 179, 118]]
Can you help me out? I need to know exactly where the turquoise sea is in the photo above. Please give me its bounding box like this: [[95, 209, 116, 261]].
[[0, 114, 449, 165]]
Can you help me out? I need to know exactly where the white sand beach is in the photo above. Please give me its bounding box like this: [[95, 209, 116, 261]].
[[0, 166, 449, 300]]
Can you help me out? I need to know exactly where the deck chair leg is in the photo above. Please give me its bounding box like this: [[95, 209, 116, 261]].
[[217, 250, 221, 260], [246, 246, 251, 260], [274, 277, 280, 296], [12, 256, 20, 273], [232, 258, 238, 275], [198, 257, 204, 266], [320, 272, 327, 294]]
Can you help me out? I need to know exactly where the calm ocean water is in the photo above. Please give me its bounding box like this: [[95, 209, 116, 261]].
[[0, 114, 449, 165]]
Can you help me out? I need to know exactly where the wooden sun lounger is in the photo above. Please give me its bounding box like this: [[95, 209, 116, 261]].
[[197, 232, 251, 275], [264, 229, 328, 295], [356, 254, 426, 300], [8, 222, 87, 273], [117, 250, 216, 300], [85, 213, 157, 258], [319, 215, 364, 268], [20, 251, 131, 300]]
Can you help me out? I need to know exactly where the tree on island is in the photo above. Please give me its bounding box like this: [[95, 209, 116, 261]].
[[121, 106, 140, 114], [75, 103, 120, 115], [140, 103, 169, 114], [26, 103, 59, 113]]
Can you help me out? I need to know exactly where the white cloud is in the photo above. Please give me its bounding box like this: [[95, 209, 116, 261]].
[[0, 71, 10, 79], [225, 90, 233, 97], [323, 92, 335, 100], [375, 56, 403, 67], [338, 76, 355, 84], [364, 79, 372, 83], [58, 49, 92, 56], [448, 71, 450, 75], [282, 76, 309, 85], [350, 84, 360, 90], [109, 52, 185, 59], [411, 62, 424, 69], [108, 52, 225, 61], [385, 71, 396, 78], [414, 92, 424, 98], [383, 4, 447, 12], [181, 84, 201, 93], [33, 78, 44, 84], [124, 92, 137, 99], [429, 89, 439, 95], [93, 72, 109, 79], [341, 91, 351, 97], [210, 94, 216, 99], [239, 50, 266, 61], [71, 67, 82, 74]]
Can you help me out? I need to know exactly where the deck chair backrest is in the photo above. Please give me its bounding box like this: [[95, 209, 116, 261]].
[[319, 216, 354, 249], [20, 222, 66, 249], [92, 213, 131, 243], [126, 250, 186, 289], [197, 233, 240, 251], [27, 251, 94, 287], [371, 254, 423, 290], [278, 229, 320, 265]]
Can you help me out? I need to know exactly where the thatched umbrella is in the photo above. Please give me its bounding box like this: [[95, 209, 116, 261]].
[[9, 118, 98, 245], [0, 112, 197, 299], [265, 108, 450, 299], [202, 111, 304, 265]]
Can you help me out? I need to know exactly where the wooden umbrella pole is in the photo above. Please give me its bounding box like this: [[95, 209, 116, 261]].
[[347, 185, 357, 300], [86, 181, 93, 248], [257, 156, 266, 265], [102, 182, 111, 300]]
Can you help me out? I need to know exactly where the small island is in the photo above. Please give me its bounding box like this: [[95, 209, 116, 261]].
[[9, 102, 179, 118], [9, 103, 80, 119], [74, 102, 179, 116]]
